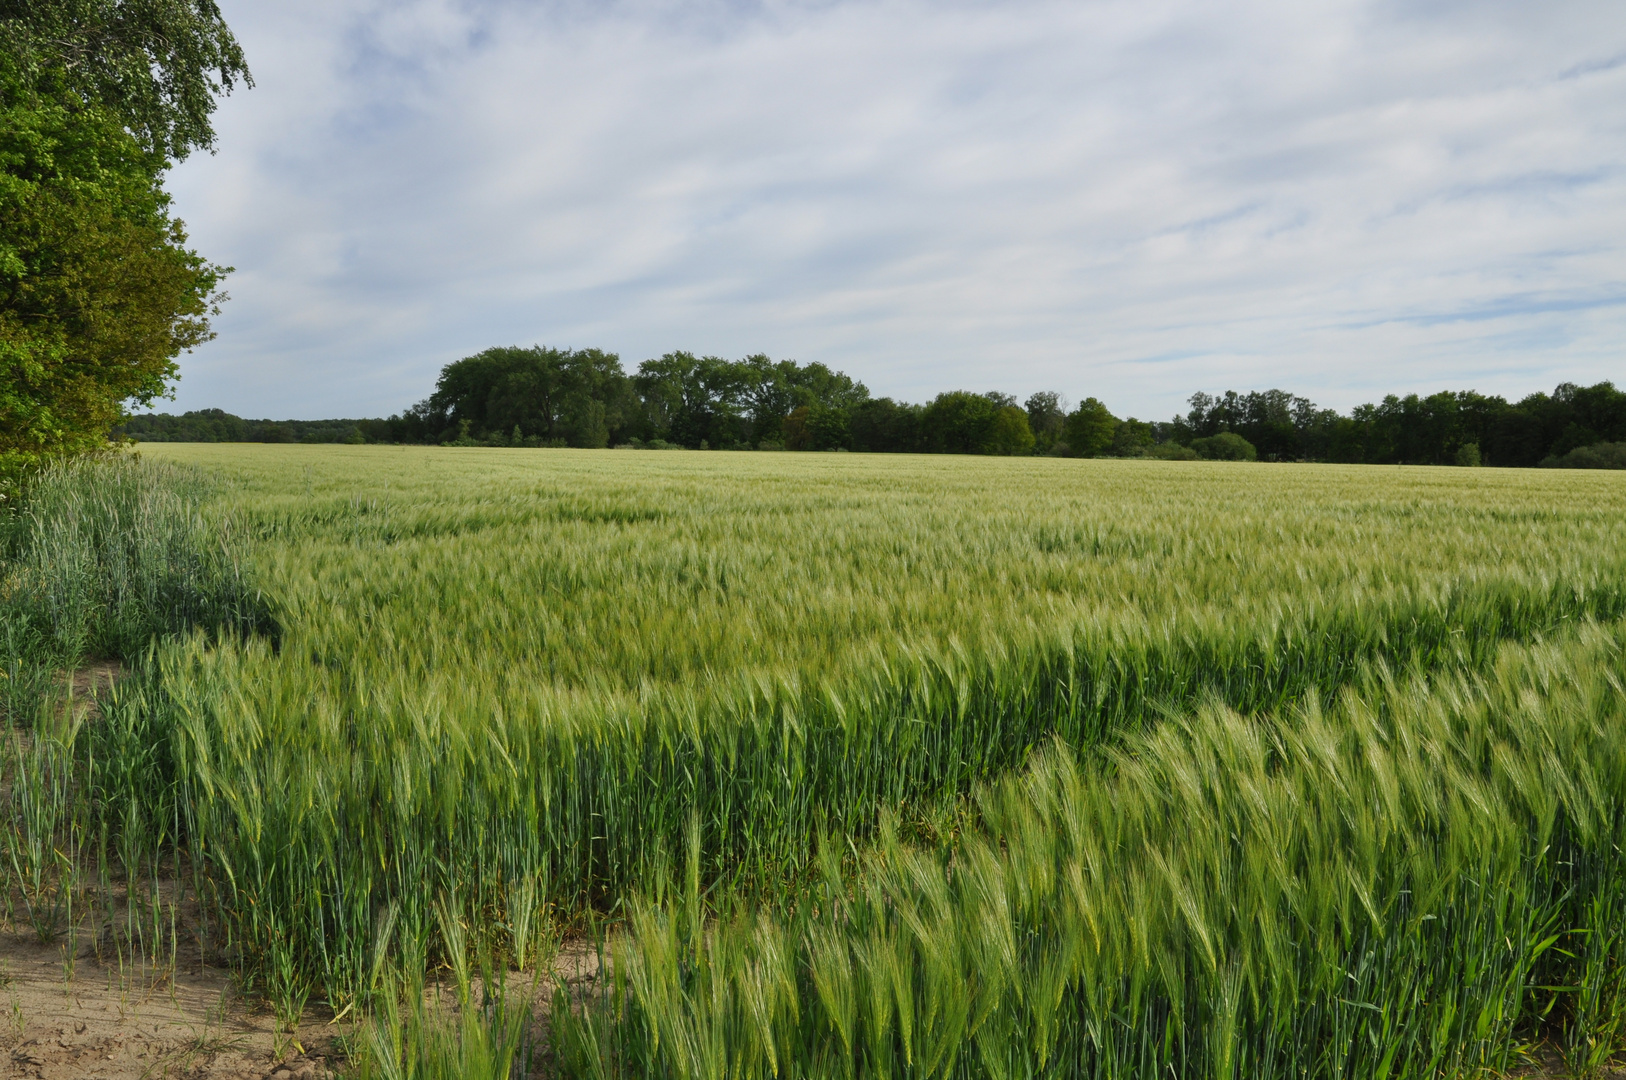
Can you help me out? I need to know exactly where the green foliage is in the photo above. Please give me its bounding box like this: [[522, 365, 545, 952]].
[[1109, 416, 1155, 457], [1063, 397, 1116, 457], [921, 391, 996, 453], [782, 402, 850, 451], [0, 456, 275, 997], [1455, 441, 1482, 467], [1542, 441, 1626, 470], [0, 454, 270, 665], [116, 409, 370, 444], [635, 351, 868, 450], [125, 372, 1626, 470], [347, 935, 540, 1080], [135, 360, 1626, 471], [0, 66, 226, 494], [416, 345, 633, 448], [921, 391, 1034, 454], [1192, 431, 1257, 461], [1179, 381, 1626, 466], [1145, 441, 1198, 460], [0, 0, 245, 491], [390, 348, 873, 451], [985, 405, 1034, 455], [0, 0, 251, 159], [1023, 391, 1067, 454]]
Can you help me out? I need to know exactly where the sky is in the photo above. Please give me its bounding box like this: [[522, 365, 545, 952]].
[[161, 0, 1626, 422]]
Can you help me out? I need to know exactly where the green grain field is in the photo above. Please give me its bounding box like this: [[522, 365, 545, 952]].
[[5, 446, 1626, 1078]]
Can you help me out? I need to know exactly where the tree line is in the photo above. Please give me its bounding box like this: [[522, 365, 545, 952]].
[[1170, 385, 1626, 468], [120, 344, 1626, 469], [117, 409, 370, 445]]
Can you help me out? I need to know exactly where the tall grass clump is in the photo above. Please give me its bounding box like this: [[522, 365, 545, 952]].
[[556, 621, 1626, 1079], [0, 454, 271, 670]]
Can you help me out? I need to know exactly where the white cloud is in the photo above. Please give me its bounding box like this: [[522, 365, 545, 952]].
[[163, 0, 1626, 420]]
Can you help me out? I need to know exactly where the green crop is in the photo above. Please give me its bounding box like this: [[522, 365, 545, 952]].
[[559, 623, 1626, 1079], [5, 444, 1626, 1075], [127, 445, 1626, 1012]]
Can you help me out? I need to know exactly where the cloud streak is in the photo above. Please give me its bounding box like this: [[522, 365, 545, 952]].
[[164, 0, 1626, 420]]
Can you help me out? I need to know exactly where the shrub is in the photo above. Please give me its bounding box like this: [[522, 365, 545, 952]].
[[1542, 442, 1626, 470], [1191, 432, 1257, 461]]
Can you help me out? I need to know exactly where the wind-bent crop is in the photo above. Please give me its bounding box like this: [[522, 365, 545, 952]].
[[8, 445, 1626, 1075], [559, 623, 1626, 1079]]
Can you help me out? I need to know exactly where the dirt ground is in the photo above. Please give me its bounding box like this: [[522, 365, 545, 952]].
[[0, 932, 345, 1080], [0, 927, 610, 1080]]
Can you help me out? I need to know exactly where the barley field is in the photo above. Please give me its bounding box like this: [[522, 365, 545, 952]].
[[5, 445, 1626, 1077]]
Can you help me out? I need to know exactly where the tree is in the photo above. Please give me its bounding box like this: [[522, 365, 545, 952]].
[[848, 398, 922, 453], [1, 74, 224, 486], [0, 2, 247, 490], [634, 352, 753, 448], [1024, 391, 1067, 453], [805, 404, 850, 450], [1110, 418, 1155, 457], [921, 392, 999, 454], [673, 353, 867, 448], [421, 346, 634, 447], [1, 0, 251, 159], [985, 406, 1035, 456], [783, 403, 851, 451], [1063, 398, 1116, 457]]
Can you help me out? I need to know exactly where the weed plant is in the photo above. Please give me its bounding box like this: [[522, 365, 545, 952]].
[[346, 900, 542, 1080]]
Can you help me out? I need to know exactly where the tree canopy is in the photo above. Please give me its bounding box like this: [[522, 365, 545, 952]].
[[415, 346, 635, 448], [920, 391, 1035, 455], [0, 1, 243, 492], [0, 0, 251, 159], [1063, 397, 1117, 457], [0, 68, 223, 483]]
